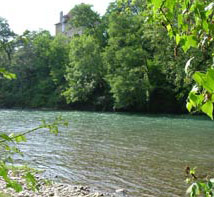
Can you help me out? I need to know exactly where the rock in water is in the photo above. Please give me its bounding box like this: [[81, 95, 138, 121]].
[[115, 188, 128, 196]]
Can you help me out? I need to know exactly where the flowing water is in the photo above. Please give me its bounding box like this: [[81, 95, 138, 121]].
[[1, 109, 214, 196]]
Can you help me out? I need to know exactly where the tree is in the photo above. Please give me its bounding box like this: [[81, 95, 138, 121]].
[[47, 34, 70, 106], [63, 34, 105, 106], [103, 11, 151, 110], [68, 3, 101, 30], [49, 34, 70, 88], [145, 0, 214, 119], [0, 17, 16, 65], [0, 30, 61, 108]]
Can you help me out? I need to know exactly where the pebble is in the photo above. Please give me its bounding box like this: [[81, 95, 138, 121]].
[[115, 189, 126, 193], [0, 170, 120, 197]]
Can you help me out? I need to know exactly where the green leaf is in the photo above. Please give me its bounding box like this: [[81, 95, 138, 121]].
[[186, 102, 193, 112], [165, 0, 175, 12], [182, 0, 190, 10], [176, 34, 181, 45], [166, 24, 173, 38], [3, 73, 16, 80], [11, 147, 22, 155], [188, 92, 204, 107], [178, 14, 183, 28], [186, 35, 198, 48], [198, 182, 209, 192], [201, 101, 213, 120], [25, 172, 37, 191], [182, 35, 198, 52], [0, 68, 16, 80], [14, 135, 27, 143], [166, 24, 172, 32], [189, 92, 198, 107], [193, 72, 206, 86], [206, 69, 214, 92], [0, 167, 8, 179], [6, 181, 22, 192], [208, 181, 213, 189], [211, 94, 214, 102], [202, 20, 209, 33], [0, 134, 12, 141], [182, 36, 190, 52], [151, 0, 163, 10]]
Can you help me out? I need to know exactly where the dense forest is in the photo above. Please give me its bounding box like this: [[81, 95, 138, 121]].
[[0, 1, 213, 113]]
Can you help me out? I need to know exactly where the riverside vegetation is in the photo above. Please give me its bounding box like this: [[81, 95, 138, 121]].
[[143, 0, 214, 196], [0, 1, 212, 114], [0, 116, 68, 193], [0, 0, 214, 196]]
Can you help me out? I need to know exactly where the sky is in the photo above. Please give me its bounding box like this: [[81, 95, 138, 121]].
[[0, 0, 115, 35]]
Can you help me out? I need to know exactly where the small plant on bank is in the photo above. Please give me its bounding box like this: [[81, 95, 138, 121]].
[[0, 116, 68, 192], [185, 167, 214, 197]]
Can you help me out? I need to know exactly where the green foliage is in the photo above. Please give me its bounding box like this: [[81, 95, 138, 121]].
[[68, 3, 100, 29], [63, 34, 104, 104], [0, 2, 213, 113], [145, 0, 214, 117], [0, 17, 15, 41], [47, 34, 70, 106], [0, 116, 68, 192], [24, 172, 38, 191], [103, 11, 150, 110], [186, 167, 214, 197], [0, 2, 214, 195], [0, 30, 67, 108], [49, 34, 70, 87], [187, 69, 214, 119], [0, 68, 15, 80], [147, 0, 214, 48], [117, 0, 146, 14], [0, 17, 16, 63], [144, 0, 214, 196]]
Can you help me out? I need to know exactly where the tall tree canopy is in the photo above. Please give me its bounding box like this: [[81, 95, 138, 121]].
[[103, 11, 150, 110], [0, 17, 16, 65], [68, 3, 101, 29], [145, 0, 214, 118], [0, 1, 213, 114], [63, 34, 104, 105]]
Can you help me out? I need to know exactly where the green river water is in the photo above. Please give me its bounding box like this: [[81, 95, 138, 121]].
[[0, 109, 214, 196]]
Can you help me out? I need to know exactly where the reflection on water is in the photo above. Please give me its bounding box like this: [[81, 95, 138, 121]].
[[0, 110, 214, 196]]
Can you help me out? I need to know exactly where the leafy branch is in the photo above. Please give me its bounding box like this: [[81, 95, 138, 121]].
[[0, 116, 68, 192]]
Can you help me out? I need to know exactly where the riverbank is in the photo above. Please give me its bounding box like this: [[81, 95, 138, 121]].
[[0, 170, 118, 197]]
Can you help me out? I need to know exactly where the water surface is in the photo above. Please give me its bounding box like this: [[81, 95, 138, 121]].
[[0, 110, 214, 196]]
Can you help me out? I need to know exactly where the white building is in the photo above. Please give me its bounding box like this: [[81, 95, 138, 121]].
[[55, 11, 83, 37]]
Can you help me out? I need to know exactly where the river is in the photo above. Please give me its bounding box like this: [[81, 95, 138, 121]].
[[0, 109, 214, 196]]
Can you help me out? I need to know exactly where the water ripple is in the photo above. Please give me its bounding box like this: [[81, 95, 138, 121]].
[[1, 110, 214, 196]]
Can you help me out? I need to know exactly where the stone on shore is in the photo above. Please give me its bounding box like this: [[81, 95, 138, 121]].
[[0, 170, 117, 197]]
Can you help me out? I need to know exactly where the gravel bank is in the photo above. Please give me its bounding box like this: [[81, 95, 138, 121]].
[[0, 171, 125, 197]]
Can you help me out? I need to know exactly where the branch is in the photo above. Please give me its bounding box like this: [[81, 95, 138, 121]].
[[0, 126, 42, 144]]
